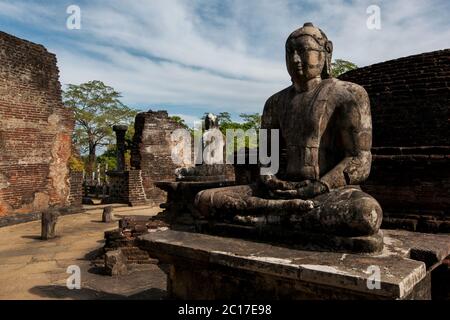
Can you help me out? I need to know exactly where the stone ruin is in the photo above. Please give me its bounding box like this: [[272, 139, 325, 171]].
[[1, 28, 448, 300], [0, 32, 80, 227], [101, 124, 148, 206], [136, 25, 450, 300], [102, 112, 237, 266], [101, 110, 192, 207], [131, 110, 191, 204]]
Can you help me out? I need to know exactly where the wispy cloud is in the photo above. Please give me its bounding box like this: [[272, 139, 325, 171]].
[[1, 0, 449, 124]]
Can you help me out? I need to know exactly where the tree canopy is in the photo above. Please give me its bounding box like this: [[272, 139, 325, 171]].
[[331, 59, 358, 77], [63, 80, 137, 176]]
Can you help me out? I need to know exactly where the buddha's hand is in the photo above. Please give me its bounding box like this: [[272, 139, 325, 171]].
[[272, 180, 329, 200], [259, 175, 306, 191]]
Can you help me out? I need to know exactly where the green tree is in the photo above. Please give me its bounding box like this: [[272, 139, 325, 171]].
[[169, 115, 189, 129], [331, 59, 358, 77], [239, 113, 261, 131], [63, 81, 137, 180]]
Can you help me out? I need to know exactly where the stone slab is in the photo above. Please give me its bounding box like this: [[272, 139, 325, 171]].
[[382, 229, 450, 269], [196, 222, 384, 254], [138, 229, 450, 299]]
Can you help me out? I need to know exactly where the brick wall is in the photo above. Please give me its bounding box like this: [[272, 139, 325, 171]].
[[131, 110, 187, 205], [128, 169, 148, 206], [0, 32, 74, 218], [339, 49, 449, 148], [340, 49, 450, 232]]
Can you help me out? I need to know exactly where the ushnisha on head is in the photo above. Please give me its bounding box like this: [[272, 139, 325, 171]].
[[285, 22, 333, 85]]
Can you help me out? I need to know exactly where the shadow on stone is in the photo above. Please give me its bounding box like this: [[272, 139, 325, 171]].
[[90, 220, 116, 224], [88, 266, 108, 276], [21, 235, 44, 241], [83, 247, 104, 261], [29, 285, 166, 300]]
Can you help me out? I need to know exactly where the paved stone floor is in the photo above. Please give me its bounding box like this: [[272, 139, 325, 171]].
[[0, 204, 167, 300]]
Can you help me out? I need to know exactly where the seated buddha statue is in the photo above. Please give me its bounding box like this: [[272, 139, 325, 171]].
[[194, 23, 383, 244], [175, 113, 229, 181]]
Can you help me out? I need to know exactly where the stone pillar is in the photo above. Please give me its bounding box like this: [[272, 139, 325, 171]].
[[102, 206, 113, 223], [41, 209, 59, 240], [113, 125, 128, 172]]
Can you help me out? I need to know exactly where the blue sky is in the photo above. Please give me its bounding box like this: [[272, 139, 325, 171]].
[[1, 0, 449, 126]]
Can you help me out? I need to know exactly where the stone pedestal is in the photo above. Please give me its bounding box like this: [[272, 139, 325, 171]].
[[139, 229, 450, 300]]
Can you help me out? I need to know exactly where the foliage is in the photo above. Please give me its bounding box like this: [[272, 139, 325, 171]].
[[63, 80, 137, 177], [169, 116, 189, 129], [68, 155, 84, 172], [331, 59, 358, 77]]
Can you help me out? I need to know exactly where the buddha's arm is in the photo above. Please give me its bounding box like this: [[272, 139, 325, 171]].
[[319, 86, 372, 190], [259, 92, 295, 190]]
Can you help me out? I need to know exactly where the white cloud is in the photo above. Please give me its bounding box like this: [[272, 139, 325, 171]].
[[1, 0, 449, 120]]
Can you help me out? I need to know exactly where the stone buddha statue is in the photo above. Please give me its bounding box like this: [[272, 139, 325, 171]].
[[194, 23, 383, 248], [175, 113, 229, 181]]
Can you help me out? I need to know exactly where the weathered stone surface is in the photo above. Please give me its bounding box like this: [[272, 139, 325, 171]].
[[41, 209, 59, 240], [103, 170, 149, 206], [104, 216, 168, 265], [197, 222, 384, 254], [139, 229, 450, 299], [194, 23, 383, 251], [155, 180, 235, 226], [131, 110, 188, 205], [105, 249, 128, 276], [0, 32, 74, 218], [68, 171, 83, 208], [113, 125, 129, 172], [102, 206, 113, 223]]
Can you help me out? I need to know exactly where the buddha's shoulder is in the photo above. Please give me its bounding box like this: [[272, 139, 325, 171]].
[[264, 85, 294, 107], [327, 78, 369, 101]]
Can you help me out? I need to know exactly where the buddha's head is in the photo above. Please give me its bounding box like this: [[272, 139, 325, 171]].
[[285, 23, 333, 85], [204, 113, 219, 131]]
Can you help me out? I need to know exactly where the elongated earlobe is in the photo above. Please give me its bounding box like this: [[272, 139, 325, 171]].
[[322, 40, 333, 78]]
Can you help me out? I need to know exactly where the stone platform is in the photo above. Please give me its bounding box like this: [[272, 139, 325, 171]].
[[138, 229, 450, 300]]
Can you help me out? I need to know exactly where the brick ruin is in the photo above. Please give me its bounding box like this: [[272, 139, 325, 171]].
[[0, 32, 76, 224], [131, 110, 188, 205], [339, 49, 449, 233]]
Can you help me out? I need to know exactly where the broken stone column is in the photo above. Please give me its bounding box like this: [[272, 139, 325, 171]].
[[102, 206, 114, 223], [104, 249, 128, 276], [113, 125, 128, 172], [41, 209, 59, 240]]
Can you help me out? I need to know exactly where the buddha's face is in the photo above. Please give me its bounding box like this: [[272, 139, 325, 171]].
[[286, 35, 326, 85]]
